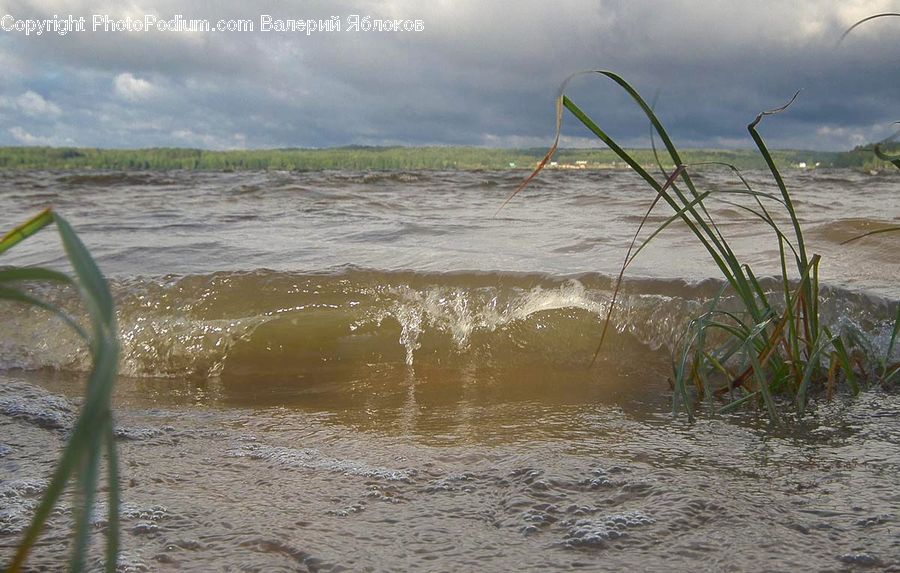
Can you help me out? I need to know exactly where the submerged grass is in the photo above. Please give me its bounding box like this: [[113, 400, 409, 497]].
[[0, 209, 120, 572], [507, 71, 897, 422]]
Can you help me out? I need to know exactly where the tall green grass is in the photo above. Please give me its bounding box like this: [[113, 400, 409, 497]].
[[1, 209, 120, 572], [507, 71, 896, 422]]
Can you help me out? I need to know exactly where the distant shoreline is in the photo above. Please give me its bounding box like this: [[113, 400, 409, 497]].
[[0, 145, 889, 171]]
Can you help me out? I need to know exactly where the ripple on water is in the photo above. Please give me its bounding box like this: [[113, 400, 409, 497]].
[[1, 379, 899, 571], [114, 426, 170, 442], [0, 479, 48, 535], [226, 440, 415, 483], [0, 382, 76, 431], [561, 510, 656, 548]]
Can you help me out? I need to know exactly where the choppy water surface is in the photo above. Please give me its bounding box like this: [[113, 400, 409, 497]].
[[1, 168, 898, 293], [1, 168, 899, 571]]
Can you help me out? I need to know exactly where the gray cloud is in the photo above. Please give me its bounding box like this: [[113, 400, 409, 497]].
[[0, 0, 898, 150]]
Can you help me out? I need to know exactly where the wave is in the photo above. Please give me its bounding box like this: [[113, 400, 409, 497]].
[[0, 269, 896, 380], [340, 171, 431, 185], [812, 218, 900, 244], [55, 172, 180, 187]]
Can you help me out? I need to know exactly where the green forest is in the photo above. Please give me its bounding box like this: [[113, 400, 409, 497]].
[[0, 144, 893, 171]]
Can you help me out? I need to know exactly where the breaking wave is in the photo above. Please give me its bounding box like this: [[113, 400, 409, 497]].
[[0, 268, 896, 380]]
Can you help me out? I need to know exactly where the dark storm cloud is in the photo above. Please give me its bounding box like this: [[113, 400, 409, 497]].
[[0, 0, 898, 149]]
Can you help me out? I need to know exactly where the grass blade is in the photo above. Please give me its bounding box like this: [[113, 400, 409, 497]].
[[0, 267, 75, 284], [52, 213, 115, 328], [839, 12, 900, 44], [0, 208, 54, 255], [3, 210, 120, 573]]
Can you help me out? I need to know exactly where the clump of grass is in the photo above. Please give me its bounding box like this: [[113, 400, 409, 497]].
[[507, 71, 896, 422], [1, 209, 120, 572]]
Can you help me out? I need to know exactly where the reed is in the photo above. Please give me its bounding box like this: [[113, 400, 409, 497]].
[[835, 13, 900, 238], [0, 209, 120, 572], [839, 140, 900, 388], [837, 12, 900, 390], [507, 71, 895, 422]]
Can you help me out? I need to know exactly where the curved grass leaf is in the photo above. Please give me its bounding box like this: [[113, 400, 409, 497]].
[[0, 267, 75, 284], [839, 225, 900, 245], [874, 144, 900, 170], [3, 210, 120, 573], [0, 208, 54, 254], [839, 12, 900, 45]]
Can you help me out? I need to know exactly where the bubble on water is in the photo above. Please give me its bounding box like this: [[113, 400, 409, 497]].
[[115, 426, 166, 441], [838, 552, 881, 567], [519, 507, 559, 535], [580, 467, 624, 489], [328, 502, 366, 517], [364, 484, 406, 504], [122, 504, 171, 522], [0, 479, 48, 534], [424, 473, 476, 493], [0, 386, 76, 430], [226, 442, 414, 483], [92, 502, 171, 527], [562, 511, 655, 548], [108, 551, 150, 573]]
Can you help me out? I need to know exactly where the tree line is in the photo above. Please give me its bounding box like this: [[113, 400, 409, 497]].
[[0, 145, 888, 171]]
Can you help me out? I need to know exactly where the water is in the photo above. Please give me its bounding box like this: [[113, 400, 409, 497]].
[[2, 169, 898, 292], [1, 168, 898, 571]]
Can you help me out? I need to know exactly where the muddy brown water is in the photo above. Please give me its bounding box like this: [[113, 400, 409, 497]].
[[1, 169, 898, 571]]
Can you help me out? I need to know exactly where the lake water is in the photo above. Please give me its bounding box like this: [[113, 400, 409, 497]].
[[1, 168, 898, 571]]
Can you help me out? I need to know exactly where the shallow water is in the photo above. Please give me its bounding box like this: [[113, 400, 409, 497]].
[[1, 168, 899, 571], [3, 376, 898, 571]]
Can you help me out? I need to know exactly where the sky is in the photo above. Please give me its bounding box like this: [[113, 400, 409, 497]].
[[0, 0, 898, 151]]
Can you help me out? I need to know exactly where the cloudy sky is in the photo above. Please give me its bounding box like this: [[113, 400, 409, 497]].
[[0, 0, 898, 150]]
